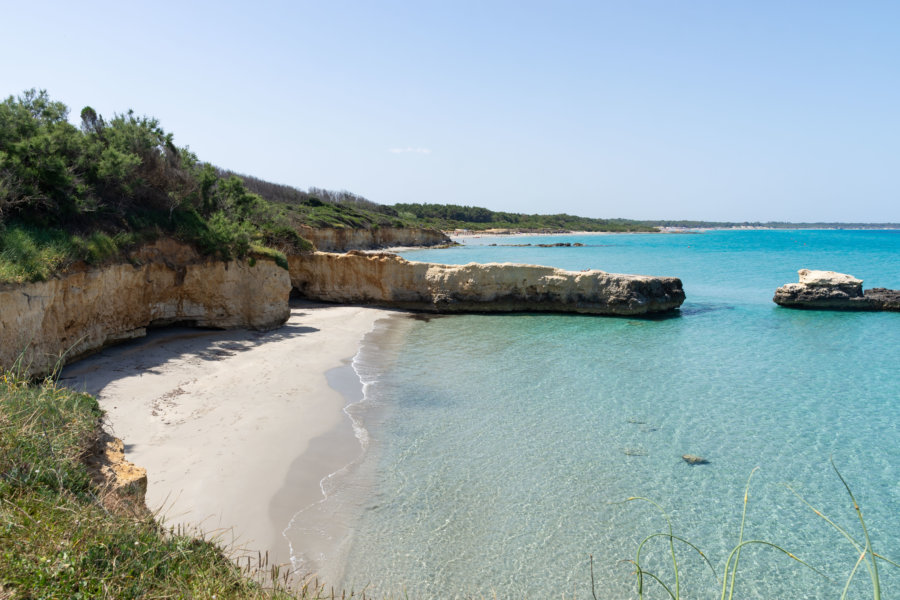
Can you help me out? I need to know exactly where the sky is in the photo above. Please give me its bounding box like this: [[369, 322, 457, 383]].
[[4, 1, 899, 222]]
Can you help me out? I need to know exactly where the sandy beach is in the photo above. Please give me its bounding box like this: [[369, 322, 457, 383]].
[[61, 301, 402, 568]]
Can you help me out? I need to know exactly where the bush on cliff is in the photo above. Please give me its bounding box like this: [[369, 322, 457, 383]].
[[0, 89, 310, 283]]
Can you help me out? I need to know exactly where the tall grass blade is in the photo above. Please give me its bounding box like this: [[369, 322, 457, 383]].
[[625, 497, 680, 598], [726, 466, 759, 600], [831, 457, 880, 600]]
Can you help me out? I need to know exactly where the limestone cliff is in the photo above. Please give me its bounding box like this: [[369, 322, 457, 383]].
[[289, 251, 685, 315], [0, 239, 291, 377], [297, 225, 450, 251], [773, 269, 900, 311]]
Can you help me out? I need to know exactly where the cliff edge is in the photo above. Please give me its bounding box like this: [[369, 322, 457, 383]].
[[0, 239, 291, 377], [773, 269, 900, 311], [289, 251, 685, 315]]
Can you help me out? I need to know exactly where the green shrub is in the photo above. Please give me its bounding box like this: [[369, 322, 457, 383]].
[[79, 232, 119, 264], [197, 211, 253, 260], [250, 244, 290, 270]]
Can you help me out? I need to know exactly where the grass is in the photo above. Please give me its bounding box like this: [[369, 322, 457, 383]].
[[0, 226, 79, 283], [621, 462, 900, 599], [0, 219, 300, 284], [0, 365, 350, 599], [0, 226, 141, 284]]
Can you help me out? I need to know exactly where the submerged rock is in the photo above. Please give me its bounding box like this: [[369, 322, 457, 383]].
[[624, 447, 649, 456], [682, 454, 710, 465], [773, 269, 900, 311]]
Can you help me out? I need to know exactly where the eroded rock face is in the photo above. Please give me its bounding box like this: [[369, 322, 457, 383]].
[[87, 431, 148, 506], [865, 288, 900, 310], [0, 239, 291, 377], [289, 251, 685, 315], [297, 226, 450, 252], [774, 269, 900, 311]]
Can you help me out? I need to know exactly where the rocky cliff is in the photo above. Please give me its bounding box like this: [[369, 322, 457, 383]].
[[773, 269, 900, 311], [297, 225, 450, 251], [0, 239, 291, 377], [289, 251, 685, 315]]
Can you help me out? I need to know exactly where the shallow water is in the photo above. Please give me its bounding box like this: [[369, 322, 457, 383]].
[[306, 230, 900, 599]]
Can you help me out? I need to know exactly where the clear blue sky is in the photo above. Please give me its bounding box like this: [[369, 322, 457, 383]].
[[5, 1, 899, 222]]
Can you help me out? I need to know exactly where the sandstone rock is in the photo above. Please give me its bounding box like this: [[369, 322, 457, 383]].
[[288, 251, 685, 315], [297, 226, 450, 252], [88, 432, 148, 497], [773, 269, 899, 311], [0, 239, 291, 377], [797, 269, 863, 289]]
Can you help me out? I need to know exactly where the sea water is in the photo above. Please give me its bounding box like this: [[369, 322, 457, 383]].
[[306, 230, 900, 599]]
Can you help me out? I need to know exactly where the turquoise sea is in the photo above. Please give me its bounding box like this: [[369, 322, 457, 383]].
[[296, 230, 900, 599]]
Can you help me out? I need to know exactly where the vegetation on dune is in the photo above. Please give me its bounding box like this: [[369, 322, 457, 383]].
[[234, 173, 408, 230], [232, 176, 661, 233], [0, 89, 311, 283], [392, 202, 658, 232]]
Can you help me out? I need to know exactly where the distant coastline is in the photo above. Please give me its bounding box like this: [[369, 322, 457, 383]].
[[448, 225, 900, 238]]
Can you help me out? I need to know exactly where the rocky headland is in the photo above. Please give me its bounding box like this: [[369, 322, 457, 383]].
[[773, 269, 900, 311], [289, 251, 685, 315]]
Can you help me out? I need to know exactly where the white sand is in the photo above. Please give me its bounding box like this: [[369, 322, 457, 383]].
[[62, 302, 398, 567]]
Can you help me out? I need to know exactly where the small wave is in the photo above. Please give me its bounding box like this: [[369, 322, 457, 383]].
[[284, 313, 419, 576]]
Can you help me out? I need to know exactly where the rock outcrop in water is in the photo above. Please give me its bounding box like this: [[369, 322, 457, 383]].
[[0, 239, 290, 377], [297, 226, 450, 252], [773, 269, 900, 311], [289, 251, 685, 315]]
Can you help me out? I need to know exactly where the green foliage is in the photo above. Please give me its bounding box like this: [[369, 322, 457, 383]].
[[0, 225, 78, 282], [392, 202, 659, 232], [260, 224, 314, 253], [198, 211, 254, 260], [73, 232, 124, 264], [0, 371, 100, 500], [0, 90, 312, 281], [250, 244, 290, 270]]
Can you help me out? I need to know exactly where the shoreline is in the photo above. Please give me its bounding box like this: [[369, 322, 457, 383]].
[[60, 300, 405, 569], [281, 314, 419, 584]]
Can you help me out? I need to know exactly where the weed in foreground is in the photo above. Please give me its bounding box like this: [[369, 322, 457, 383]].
[[618, 461, 899, 600]]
